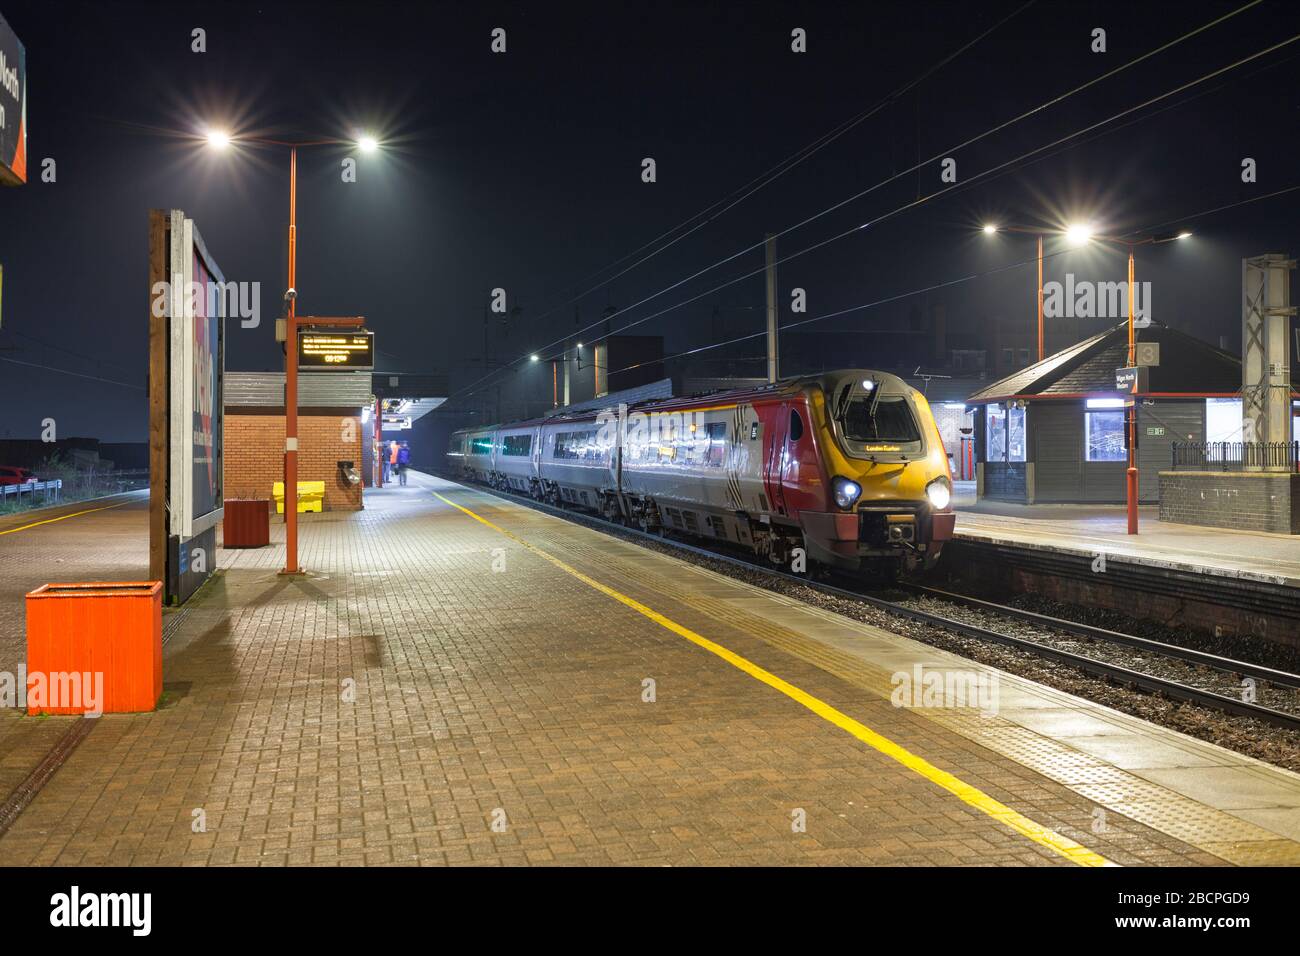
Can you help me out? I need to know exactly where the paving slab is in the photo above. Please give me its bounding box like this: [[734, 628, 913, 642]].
[[0, 475, 1295, 866]]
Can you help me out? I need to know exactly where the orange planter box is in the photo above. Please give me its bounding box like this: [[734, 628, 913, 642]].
[[25, 582, 163, 715]]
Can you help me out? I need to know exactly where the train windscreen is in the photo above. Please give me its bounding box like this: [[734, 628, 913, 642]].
[[840, 396, 922, 443]]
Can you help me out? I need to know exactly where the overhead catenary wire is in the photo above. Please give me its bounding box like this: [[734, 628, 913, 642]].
[[516, 0, 1040, 332], [445, 0, 1266, 410], [605, 183, 1300, 379], [0, 355, 145, 391], [514, 29, 1300, 383]]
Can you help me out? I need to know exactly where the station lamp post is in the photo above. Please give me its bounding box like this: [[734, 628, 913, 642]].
[[1081, 229, 1191, 536], [984, 221, 1190, 534], [205, 129, 379, 574], [980, 223, 1095, 363]]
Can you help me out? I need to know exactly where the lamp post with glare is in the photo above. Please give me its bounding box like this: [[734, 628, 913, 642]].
[[204, 129, 379, 574], [980, 223, 1094, 364], [1061, 227, 1191, 535], [982, 222, 1190, 534]]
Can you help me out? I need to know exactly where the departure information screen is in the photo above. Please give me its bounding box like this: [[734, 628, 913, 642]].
[[298, 330, 374, 369]]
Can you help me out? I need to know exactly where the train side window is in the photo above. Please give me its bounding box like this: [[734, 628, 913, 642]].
[[502, 434, 532, 457], [706, 422, 727, 466], [789, 410, 804, 443]]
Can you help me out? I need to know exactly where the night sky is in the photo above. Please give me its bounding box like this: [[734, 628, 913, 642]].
[[0, 0, 1297, 444]]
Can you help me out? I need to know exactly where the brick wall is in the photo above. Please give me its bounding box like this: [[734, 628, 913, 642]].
[[225, 410, 364, 511], [1158, 471, 1299, 534]]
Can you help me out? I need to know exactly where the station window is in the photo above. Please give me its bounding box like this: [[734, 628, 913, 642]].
[[985, 405, 1025, 463], [1084, 407, 1126, 461], [502, 434, 532, 457], [1205, 398, 1243, 444]]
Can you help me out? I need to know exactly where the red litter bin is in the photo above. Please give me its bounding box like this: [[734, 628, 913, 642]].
[[223, 498, 270, 548], [25, 581, 164, 715]]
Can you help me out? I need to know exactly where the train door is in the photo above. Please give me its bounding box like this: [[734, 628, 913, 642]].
[[781, 401, 822, 518], [763, 401, 788, 516]]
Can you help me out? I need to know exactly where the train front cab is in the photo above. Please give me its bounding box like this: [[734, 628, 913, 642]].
[[792, 373, 955, 573]]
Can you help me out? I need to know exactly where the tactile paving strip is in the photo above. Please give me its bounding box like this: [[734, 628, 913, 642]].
[[543, 527, 1300, 866]]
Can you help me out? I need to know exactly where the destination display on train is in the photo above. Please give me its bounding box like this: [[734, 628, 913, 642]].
[[298, 330, 374, 369]]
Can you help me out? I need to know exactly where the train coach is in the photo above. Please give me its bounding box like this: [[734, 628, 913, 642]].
[[448, 370, 955, 575]]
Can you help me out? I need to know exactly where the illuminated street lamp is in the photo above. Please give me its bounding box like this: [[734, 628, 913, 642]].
[[982, 221, 1191, 535], [1088, 228, 1192, 536], [204, 129, 379, 574], [980, 224, 1048, 363], [1066, 223, 1094, 246]]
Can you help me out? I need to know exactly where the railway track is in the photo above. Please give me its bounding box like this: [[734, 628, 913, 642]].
[[458, 479, 1300, 733]]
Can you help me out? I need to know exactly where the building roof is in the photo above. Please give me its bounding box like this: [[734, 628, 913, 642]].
[[226, 371, 373, 408], [965, 321, 1250, 404]]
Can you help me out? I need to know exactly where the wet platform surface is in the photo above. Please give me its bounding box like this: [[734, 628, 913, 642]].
[[0, 476, 1297, 865], [956, 501, 1300, 587]]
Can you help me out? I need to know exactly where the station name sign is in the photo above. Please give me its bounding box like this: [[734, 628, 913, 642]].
[[298, 330, 374, 369], [0, 12, 27, 186], [1115, 366, 1148, 394]]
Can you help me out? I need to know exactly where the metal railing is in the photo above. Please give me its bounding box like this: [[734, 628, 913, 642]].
[[0, 479, 63, 504], [1170, 441, 1300, 472]]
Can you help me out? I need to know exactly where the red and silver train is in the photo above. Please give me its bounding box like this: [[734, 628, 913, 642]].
[[447, 370, 956, 574]]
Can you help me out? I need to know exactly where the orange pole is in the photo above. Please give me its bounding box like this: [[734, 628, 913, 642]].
[[552, 360, 558, 407], [283, 147, 301, 573], [374, 396, 383, 488], [1126, 250, 1138, 535], [1036, 234, 1044, 362]]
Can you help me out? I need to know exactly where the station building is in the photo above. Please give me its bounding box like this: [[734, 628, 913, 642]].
[[224, 370, 372, 511], [223, 370, 449, 511], [964, 320, 1294, 504]]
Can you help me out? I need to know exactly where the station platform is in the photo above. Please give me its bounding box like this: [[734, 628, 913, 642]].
[[955, 501, 1300, 589], [0, 475, 1298, 865]]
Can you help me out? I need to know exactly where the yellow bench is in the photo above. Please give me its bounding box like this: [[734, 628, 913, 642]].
[[272, 480, 326, 514]]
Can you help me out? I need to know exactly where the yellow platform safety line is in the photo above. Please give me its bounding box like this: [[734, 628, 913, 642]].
[[434, 491, 1115, 868], [0, 500, 133, 537]]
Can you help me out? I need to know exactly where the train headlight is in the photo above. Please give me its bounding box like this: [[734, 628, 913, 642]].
[[925, 476, 952, 510], [832, 476, 862, 510]]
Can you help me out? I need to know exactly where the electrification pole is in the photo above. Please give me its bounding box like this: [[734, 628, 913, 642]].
[[765, 233, 778, 383]]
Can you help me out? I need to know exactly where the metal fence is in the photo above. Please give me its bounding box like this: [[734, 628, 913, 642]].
[[1170, 441, 1300, 472], [0, 469, 150, 513], [0, 479, 63, 504]]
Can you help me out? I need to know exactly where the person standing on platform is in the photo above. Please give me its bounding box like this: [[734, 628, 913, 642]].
[[397, 442, 411, 486], [388, 440, 399, 484]]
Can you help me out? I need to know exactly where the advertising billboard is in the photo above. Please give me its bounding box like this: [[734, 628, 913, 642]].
[[0, 11, 26, 186], [191, 242, 222, 521], [148, 210, 225, 604], [167, 211, 224, 540]]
